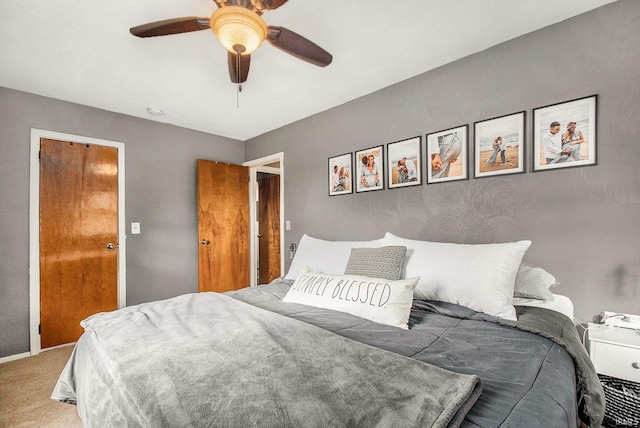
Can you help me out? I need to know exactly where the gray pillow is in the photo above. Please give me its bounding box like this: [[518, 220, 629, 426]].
[[513, 263, 557, 301], [344, 246, 407, 280]]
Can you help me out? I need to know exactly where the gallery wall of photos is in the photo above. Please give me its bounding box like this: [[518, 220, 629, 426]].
[[328, 95, 597, 196]]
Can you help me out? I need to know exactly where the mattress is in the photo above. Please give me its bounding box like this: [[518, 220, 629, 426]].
[[513, 293, 575, 320]]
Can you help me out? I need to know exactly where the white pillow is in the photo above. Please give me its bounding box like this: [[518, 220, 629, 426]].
[[285, 234, 383, 280], [283, 266, 419, 330], [381, 233, 531, 321], [513, 263, 557, 301]]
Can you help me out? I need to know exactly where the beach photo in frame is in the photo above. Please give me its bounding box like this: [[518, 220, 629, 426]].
[[387, 136, 422, 189], [474, 111, 525, 178], [328, 152, 353, 196], [533, 95, 597, 171], [426, 125, 468, 184], [355, 146, 384, 193]]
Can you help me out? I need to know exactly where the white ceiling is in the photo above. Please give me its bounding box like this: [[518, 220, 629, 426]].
[[0, 0, 616, 141]]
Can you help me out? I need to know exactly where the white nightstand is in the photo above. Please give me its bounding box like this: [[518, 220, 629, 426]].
[[588, 323, 640, 383], [587, 323, 640, 428]]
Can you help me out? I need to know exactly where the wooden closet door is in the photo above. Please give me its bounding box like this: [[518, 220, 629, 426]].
[[197, 160, 250, 292], [39, 138, 118, 348]]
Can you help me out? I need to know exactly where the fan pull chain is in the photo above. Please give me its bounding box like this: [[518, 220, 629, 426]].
[[231, 44, 247, 109], [236, 52, 240, 108], [236, 50, 242, 109]]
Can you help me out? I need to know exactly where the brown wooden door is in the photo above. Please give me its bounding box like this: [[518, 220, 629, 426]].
[[39, 138, 118, 348], [197, 160, 250, 292], [258, 174, 281, 284]]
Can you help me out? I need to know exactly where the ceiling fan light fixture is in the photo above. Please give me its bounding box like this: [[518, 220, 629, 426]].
[[210, 6, 267, 55]]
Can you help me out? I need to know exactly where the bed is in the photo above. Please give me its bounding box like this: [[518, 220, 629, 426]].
[[52, 233, 605, 427]]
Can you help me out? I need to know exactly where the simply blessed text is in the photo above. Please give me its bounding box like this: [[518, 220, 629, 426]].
[[291, 274, 391, 307]]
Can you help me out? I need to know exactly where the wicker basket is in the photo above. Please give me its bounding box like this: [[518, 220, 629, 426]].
[[598, 374, 640, 428]]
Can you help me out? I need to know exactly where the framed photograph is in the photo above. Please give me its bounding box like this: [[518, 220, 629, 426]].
[[355, 146, 384, 193], [426, 125, 468, 184], [474, 111, 525, 178], [532, 95, 597, 171], [387, 136, 422, 189], [328, 153, 353, 196]]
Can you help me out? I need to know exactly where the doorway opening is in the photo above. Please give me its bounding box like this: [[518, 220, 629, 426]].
[[244, 153, 284, 287]]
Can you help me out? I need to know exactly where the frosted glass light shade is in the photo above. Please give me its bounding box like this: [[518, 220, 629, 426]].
[[210, 6, 267, 55]]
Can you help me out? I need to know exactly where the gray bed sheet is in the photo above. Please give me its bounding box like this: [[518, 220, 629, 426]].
[[228, 279, 605, 428]]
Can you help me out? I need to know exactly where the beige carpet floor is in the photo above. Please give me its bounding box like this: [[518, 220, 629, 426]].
[[0, 345, 82, 427]]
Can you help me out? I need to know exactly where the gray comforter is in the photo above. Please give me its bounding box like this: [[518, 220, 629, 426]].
[[52, 291, 481, 427], [229, 279, 605, 428]]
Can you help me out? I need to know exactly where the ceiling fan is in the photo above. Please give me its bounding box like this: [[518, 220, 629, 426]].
[[130, 0, 333, 84]]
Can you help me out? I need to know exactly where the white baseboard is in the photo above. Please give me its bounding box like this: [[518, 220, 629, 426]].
[[0, 343, 76, 365], [43, 342, 76, 352], [0, 351, 31, 364]]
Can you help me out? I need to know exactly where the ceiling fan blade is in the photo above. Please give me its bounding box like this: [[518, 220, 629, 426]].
[[215, 0, 287, 10], [267, 26, 332, 67], [228, 52, 251, 83], [130, 17, 211, 38], [259, 0, 289, 10]]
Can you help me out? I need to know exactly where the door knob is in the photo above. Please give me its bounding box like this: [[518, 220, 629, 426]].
[[106, 243, 115, 250], [200, 239, 210, 245]]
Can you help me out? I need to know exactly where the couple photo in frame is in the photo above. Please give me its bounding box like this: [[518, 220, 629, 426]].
[[474, 112, 525, 178], [532, 95, 597, 171], [328, 94, 597, 194], [328, 141, 414, 195], [387, 137, 421, 189], [388, 130, 470, 187], [328, 146, 385, 195], [327, 153, 353, 196], [355, 146, 384, 193]]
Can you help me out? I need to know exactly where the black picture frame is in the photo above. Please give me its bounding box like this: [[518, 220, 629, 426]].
[[387, 136, 422, 189], [532, 95, 597, 171], [355, 146, 384, 193], [426, 125, 469, 184], [328, 152, 353, 196], [474, 111, 526, 178]]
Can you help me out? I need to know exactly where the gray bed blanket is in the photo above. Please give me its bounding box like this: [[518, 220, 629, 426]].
[[52, 292, 481, 428], [229, 279, 605, 428], [513, 305, 605, 428]]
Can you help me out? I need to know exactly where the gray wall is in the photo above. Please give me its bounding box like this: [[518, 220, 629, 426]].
[[0, 88, 244, 357], [245, 0, 640, 322], [2, 1, 638, 359]]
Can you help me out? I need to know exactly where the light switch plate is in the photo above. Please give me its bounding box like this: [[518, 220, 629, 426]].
[[131, 222, 141, 235]]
